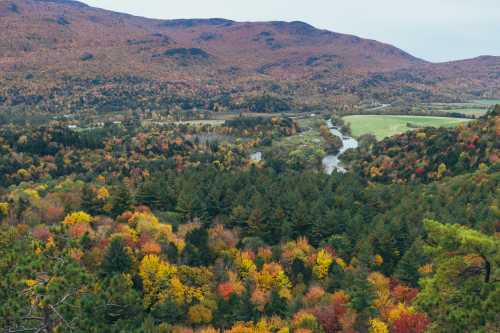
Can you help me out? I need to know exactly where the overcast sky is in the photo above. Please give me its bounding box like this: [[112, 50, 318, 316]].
[[82, 0, 500, 63]]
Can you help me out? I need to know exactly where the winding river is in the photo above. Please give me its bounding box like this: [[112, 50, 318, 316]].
[[322, 119, 359, 174], [249, 119, 358, 173]]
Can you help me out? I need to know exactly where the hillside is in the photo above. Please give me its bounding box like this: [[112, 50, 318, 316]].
[[0, 0, 499, 116], [0, 111, 498, 332], [1, 2, 500, 332], [347, 108, 500, 183]]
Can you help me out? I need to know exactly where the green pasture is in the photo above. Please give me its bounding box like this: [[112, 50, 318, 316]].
[[343, 115, 471, 140]]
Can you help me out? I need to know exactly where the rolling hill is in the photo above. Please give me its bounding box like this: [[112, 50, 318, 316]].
[[0, 0, 499, 116]]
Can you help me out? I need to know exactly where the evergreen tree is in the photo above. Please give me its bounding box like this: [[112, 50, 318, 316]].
[[347, 269, 376, 333], [111, 184, 133, 217], [81, 184, 100, 215], [415, 220, 500, 332], [80, 232, 93, 251], [151, 298, 184, 324], [102, 237, 132, 275], [55, 152, 65, 176], [264, 290, 289, 317], [214, 293, 240, 328], [235, 291, 258, 322], [184, 228, 214, 266], [394, 239, 427, 287], [176, 184, 206, 221], [135, 181, 158, 208]]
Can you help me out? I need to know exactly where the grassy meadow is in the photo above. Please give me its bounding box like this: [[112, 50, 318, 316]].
[[343, 115, 471, 140]]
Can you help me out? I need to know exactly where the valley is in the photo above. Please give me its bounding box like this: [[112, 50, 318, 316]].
[[0, 1, 499, 333]]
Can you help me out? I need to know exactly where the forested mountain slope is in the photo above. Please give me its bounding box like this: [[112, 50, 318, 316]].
[[0, 0, 499, 115]]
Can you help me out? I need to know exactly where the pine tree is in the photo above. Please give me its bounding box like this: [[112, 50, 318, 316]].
[[184, 228, 214, 266], [135, 181, 158, 209], [151, 298, 184, 324], [394, 239, 426, 287], [55, 152, 65, 176], [415, 220, 500, 332], [81, 185, 100, 215], [347, 270, 376, 332], [111, 184, 133, 217], [264, 290, 289, 317], [102, 237, 132, 275], [177, 188, 206, 222]]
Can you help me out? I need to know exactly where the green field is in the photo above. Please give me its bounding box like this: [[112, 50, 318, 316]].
[[343, 115, 472, 140]]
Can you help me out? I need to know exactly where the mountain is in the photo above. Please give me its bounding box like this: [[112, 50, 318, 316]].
[[0, 0, 499, 116]]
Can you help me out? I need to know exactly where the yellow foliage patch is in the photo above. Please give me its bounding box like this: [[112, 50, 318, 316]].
[[387, 303, 414, 323], [374, 254, 384, 266], [312, 249, 333, 280], [63, 211, 94, 225], [96, 187, 110, 200], [369, 318, 389, 333], [139, 254, 177, 307], [0, 202, 9, 216]]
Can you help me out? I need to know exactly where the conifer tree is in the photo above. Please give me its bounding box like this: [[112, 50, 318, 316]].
[[81, 184, 100, 215], [102, 237, 132, 275], [111, 184, 133, 217]]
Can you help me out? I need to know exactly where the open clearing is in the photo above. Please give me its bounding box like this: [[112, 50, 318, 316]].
[[272, 117, 325, 149], [343, 115, 472, 140], [422, 99, 499, 117]]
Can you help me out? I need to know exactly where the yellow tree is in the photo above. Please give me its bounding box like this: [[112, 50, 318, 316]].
[[139, 254, 177, 308], [369, 318, 389, 333], [63, 211, 93, 225], [313, 249, 333, 280]]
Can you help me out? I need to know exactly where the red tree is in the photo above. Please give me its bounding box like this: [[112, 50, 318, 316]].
[[217, 282, 235, 300], [391, 312, 430, 333], [313, 303, 348, 333]]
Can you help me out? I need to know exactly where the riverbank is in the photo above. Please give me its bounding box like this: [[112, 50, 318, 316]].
[[322, 120, 359, 174]]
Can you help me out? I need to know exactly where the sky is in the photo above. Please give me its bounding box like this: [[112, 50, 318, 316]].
[[82, 0, 500, 63]]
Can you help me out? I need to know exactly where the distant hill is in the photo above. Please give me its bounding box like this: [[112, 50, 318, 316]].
[[0, 0, 499, 115]]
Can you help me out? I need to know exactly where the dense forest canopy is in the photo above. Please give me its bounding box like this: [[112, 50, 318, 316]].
[[0, 107, 499, 332]]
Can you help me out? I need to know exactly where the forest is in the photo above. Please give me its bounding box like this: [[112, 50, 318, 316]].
[[0, 105, 499, 333], [0, 1, 499, 331]]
